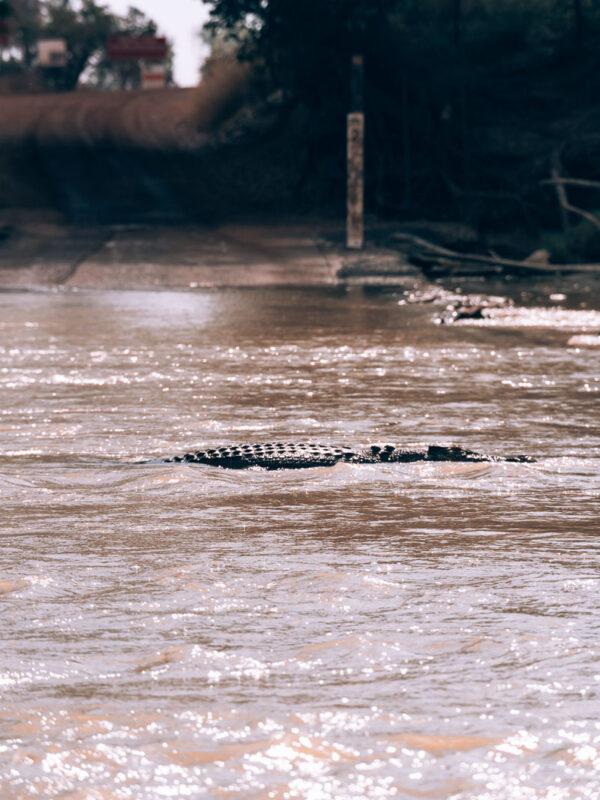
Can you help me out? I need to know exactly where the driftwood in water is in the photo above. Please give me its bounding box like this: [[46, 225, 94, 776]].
[[391, 232, 600, 275]]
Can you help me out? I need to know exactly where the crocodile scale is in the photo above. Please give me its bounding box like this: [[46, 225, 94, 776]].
[[166, 442, 533, 470]]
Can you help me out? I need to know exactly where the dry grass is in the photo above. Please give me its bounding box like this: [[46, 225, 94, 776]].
[[192, 55, 254, 132]]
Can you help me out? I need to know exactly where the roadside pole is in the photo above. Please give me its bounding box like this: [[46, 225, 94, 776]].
[[347, 54, 364, 250]]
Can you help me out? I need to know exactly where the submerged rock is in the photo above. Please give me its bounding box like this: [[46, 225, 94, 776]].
[[437, 295, 513, 325]]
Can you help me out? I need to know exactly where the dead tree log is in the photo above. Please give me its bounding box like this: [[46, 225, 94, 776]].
[[392, 232, 600, 274]]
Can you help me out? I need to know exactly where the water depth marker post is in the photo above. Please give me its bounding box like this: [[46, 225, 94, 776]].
[[347, 54, 365, 250]]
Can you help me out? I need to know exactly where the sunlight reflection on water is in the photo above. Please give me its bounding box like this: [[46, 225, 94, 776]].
[[0, 288, 599, 799]]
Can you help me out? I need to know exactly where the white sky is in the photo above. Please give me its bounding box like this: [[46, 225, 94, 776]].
[[104, 0, 210, 86]]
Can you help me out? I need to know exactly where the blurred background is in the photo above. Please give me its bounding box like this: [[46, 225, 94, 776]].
[[1, 0, 600, 261]]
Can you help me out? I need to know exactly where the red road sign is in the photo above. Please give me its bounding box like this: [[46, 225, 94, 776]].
[[107, 35, 167, 62]]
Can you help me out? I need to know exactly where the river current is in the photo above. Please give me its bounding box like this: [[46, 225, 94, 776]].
[[1, 287, 599, 799]]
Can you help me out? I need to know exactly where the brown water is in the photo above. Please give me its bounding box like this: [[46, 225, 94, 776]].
[[1, 287, 599, 800]]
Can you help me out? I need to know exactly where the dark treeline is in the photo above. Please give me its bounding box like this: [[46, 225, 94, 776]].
[[204, 0, 600, 259]]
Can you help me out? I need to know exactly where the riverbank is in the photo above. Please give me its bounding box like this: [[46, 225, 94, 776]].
[[2, 86, 600, 291], [3, 219, 600, 306], [0, 220, 425, 290]]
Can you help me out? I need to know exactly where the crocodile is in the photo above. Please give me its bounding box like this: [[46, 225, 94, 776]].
[[165, 442, 534, 470]]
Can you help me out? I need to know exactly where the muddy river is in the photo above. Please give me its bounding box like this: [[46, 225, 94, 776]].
[[1, 287, 599, 799]]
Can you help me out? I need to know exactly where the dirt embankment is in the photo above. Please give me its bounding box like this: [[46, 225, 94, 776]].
[[0, 82, 308, 228], [2, 82, 599, 290], [0, 88, 211, 227], [0, 86, 415, 290], [0, 87, 204, 150]]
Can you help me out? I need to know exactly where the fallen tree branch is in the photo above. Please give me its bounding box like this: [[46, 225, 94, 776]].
[[391, 232, 600, 274], [551, 149, 570, 234], [561, 200, 600, 231], [546, 150, 600, 232], [540, 177, 600, 189]]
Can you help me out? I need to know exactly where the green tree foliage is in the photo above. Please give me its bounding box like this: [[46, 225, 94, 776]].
[[205, 0, 598, 104], [41, 0, 116, 90], [203, 0, 600, 229], [206, 0, 395, 110], [77, 6, 167, 91], [2, 1, 169, 91]]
